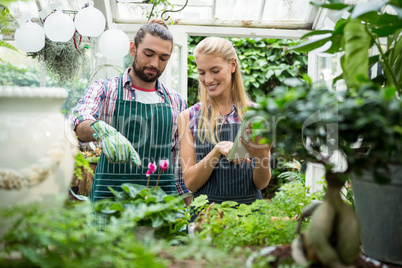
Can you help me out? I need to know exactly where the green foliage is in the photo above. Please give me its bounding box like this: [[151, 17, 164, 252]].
[[270, 181, 324, 217], [0, 4, 18, 60], [187, 37, 308, 106], [0, 202, 166, 268], [73, 151, 93, 181], [0, 201, 246, 268], [160, 237, 245, 267], [27, 32, 89, 85], [148, 0, 174, 21], [94, 183, 190, 241], [191, 182, 324, 251], [292, 0, 402, 91], [247, 79, 402, 184], [0, 62, 50, 87], [277, 159, 306, 185], [0, 61, 89, 113], [0, 179, 325, 267]]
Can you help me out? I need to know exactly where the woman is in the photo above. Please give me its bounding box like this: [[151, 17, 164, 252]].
[[178, 37, 271, 205]]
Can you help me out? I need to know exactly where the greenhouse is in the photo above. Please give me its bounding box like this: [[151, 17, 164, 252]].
[[0, 0, 401, 267]]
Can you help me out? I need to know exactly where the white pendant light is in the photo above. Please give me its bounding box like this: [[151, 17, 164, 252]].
[[74, 5, 106, 37], [15, 21, 45, 52], [44, 10, 75, 42], [98, 28, 130, 59]]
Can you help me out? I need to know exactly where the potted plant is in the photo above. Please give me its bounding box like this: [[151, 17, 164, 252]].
[[246, 0, 401, 265]]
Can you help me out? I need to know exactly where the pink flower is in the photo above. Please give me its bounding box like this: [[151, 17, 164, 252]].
[[159, 159, 169, 171], [146, 162, 156, 188], [148, 162, 156, 173]]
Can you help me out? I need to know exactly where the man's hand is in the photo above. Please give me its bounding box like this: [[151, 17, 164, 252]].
[[90, 120, 141, 166]]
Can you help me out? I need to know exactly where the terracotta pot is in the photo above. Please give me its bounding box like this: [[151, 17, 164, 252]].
[[71, 163, 97, 195], [0, 86, 78, 208]]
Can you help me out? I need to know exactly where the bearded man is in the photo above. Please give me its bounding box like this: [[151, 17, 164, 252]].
[[69, 19, 189, 204]]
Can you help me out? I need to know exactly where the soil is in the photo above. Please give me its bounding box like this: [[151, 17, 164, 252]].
[[161, 244, 402, 268], [267, 244, 402, 268]]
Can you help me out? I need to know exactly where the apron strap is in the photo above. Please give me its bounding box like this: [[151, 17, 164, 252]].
[[116, 74, 171, 107]]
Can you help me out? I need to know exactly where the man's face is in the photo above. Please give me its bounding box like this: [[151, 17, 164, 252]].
[[131, 33, 172, 83]]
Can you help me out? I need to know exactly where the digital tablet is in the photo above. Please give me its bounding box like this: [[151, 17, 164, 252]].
[[227, 121, 250, 160]]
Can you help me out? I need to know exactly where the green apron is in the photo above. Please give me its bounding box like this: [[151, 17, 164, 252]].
[[90, 75, 176, 203]]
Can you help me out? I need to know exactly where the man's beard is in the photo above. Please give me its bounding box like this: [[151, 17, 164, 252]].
[[132, 56, 162, 83]]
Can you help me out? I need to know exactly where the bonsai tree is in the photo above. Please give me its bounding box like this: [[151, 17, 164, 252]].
[[247, 79, 401, 266], [246, 0, 401, 266]]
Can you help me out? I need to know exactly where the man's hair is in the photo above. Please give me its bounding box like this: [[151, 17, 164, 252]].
[[134, 19, 173, 49]]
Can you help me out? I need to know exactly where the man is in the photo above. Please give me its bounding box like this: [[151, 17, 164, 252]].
[[69, 19, 189, 203]]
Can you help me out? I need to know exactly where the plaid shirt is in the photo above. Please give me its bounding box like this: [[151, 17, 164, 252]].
[[188, 102, 240, 139], [188, 102, 258, 147], [69, 68, 189, 195]]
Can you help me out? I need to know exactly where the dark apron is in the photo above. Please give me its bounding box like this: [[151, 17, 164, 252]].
[[90, 76, 176, 203], [193, 123, 259, 205]]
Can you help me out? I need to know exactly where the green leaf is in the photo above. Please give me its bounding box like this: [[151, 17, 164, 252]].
[[350, 2, 384, 19], [383, 87, 397, 101], [107, 187, 129, 202], [300, 30, 333, 39], [0, 40, 19, 52], [371, 22, 402, 37], [109, 202, 123, 212], [220, 201, 239, 208], [283, 77, 304, 87], [341, 19, 370, 88], [291, 35, 332, 53], [121, 183, 147, 198], [311, 1, 351, 10], [85, 156, 99, 164], [163, 195, 176, 203], [190, 195, 209, 207], [151, 215, 164, 228]]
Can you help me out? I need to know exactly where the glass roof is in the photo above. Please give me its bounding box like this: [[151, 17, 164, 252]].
[[8, 0, 319, 30], [115, 0, 317, 29]]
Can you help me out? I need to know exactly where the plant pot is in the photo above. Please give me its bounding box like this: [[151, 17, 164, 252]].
[[71, 163, 97, 195], [0, 86, 78, 208], [351, 164, 402, 265]]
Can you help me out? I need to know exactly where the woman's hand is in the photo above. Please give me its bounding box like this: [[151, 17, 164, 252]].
[[240, 128, 272, 190], [240, 135, 271, 161], [215, 141, 251, 164], [240, 126, 271, 169]]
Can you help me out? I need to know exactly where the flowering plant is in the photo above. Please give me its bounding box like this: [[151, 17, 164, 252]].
[[156, 159, 169, 188], [146, 162, 156, 188], [145, 160, 169, 188]]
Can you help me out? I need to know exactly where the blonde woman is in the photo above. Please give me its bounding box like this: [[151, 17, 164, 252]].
[[178, 37, 271, 205]]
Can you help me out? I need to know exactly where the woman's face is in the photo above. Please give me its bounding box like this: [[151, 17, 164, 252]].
[[196, 53, 236, 99]]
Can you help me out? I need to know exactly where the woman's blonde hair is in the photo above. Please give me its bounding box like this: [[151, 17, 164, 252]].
[[194, 37, 250, 144]]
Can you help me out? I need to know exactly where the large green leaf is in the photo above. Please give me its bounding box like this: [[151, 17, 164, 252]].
[[108, 186, 129, 202], [291, 35, 332, 53], [371, 23, 402, 37], [121, 183, 147, 199], [300, 30, 333, 39], [311, 1, 351, 10], [350, 1, 384, 19], [384, 29, 402, 88], [341, 19, 370, 88]]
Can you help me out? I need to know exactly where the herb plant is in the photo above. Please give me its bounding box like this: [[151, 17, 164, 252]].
[[73, 150, 94, 181], [191, 182, 324, 251]]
